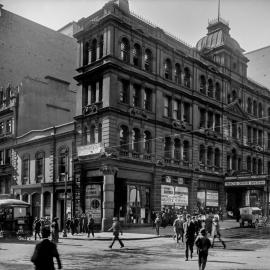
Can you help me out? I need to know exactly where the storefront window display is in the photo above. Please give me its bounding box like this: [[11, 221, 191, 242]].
[[197, 189, 219, 213], [126, 185, 150, 224]]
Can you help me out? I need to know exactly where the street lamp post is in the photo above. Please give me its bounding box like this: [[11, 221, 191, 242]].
[[62, 172, 68, 237]]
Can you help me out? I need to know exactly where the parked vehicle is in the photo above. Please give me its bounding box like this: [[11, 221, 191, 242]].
[[239, 207, 263, 228], [0, 199, 32, 238]]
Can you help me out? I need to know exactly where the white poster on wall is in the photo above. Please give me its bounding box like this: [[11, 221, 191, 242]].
[[85, 184, 102, 223], [161, 185, 188, 207], [206, 190, 219, 207]]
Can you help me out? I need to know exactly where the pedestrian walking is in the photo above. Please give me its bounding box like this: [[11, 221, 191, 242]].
[[154, 214, 161, 236], [108, 217, 124, 248], [151, 210, 156, 228], [183, 214, 196, 261], [31, 228, 62, 270], [173, 215, 184, 243], [33, 217, 41, 240], [211, 215, 226, 248], [51, 217, 59, 243], [70, 218, 75, 235], [87, 214, 95, 237], [195, 228, 212, 270]]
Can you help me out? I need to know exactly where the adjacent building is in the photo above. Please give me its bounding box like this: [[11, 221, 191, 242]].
[[72, 0, 270, 230], [246, 46, 270, 89], [0, 5, 77, 199]]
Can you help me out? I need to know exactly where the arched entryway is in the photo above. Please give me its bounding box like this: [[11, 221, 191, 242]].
[[32, 193, 41, 218]]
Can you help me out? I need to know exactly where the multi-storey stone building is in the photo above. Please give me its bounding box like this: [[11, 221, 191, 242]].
[[72, 0, 270, 230], [0, 5, 77, 199]]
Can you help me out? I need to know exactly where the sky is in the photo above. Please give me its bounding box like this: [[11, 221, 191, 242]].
[[1, 0, 270, 52]]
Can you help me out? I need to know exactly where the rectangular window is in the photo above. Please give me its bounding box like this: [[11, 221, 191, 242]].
[[164, 96, 171, 117], [90, 83, 96, 104], [183, 102, 190, 123], [58, 154, 67, 182], [5, 149, 11, 164], [36, 154, 44, 183], [200, 108, 206, 128], [172, 100, 180, 120], [133, 84, 141, 107], [144, 88, 152, 111], [0, 122, 3, 135], [215, 114, 221, 133], [0, 150, 3, 165], [253, 128, 257, 144], [247, 126, 252, 142], [232, 120, 237, 138], [207, 111, 214, 129], [22, 157, 29, 184], [120, 80, 129, 104], [6, 120, 12, 134], [258, 130, 263, 146]]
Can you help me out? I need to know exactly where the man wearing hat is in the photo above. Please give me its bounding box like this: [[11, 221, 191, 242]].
[[195, 228, 212, 270], [31, 228, 62, 270], [108, 217, 124, 248], [51, 217, 59, 243], [183, 214, 196, 261]]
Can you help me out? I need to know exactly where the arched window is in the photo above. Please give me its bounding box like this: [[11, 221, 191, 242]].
[[164, 58, 172, 80], [258, 159, 263, 174], [120, 125, 129, 150], [132, 128, 140, 152], [199, 75, 206, 94], [174, 138, 181, 160], [144, 49, 152, 72], [252, 157, 257, 174], [58, 147, 68, 182], [232, 90, 237, 101], [258, 103, 263, 118], [35, 151, 45, 183], [253, 100, 257, 116], [144, 131, 152, 154], [214, 148, 220, 168], [215, 82, 221, 101], [98, 123, 102, 143], [99, 35, 103, 58], [184, 67, 191, 88], [120, 37, 129, 63], [164, 137, 171, 159], [91, 39, 97, 62], [90, 125, 95, 144], [174, 63, 181, 84], [247, 97, 252, 114], [208, 79, 214, 98], [83, 42, 89, 65], [183, 141, 189, 163], [132, 43, 141, 67], [199, 145, 205, 164]]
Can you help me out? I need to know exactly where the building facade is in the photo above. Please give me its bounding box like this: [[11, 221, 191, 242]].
[[71, 0, 270, 230], [0, 5, 77, 199], [11, 122, 74, 229]]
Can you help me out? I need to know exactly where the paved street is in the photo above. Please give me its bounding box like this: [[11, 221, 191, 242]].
[[1, 225, 270, 270]]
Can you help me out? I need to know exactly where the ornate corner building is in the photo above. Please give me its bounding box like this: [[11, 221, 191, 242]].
[[72, 0, 270, 230]]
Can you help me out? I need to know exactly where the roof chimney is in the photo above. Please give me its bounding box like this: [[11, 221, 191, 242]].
[[114, 0, 130, 14]]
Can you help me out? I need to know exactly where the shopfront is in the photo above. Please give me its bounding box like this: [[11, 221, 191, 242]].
[[225, 175, 268, 215], [161, 176, 189, 212], [197, 181, 220, 213]]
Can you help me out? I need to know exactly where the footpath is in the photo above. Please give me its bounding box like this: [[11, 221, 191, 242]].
[[59, 219, 238, 241]]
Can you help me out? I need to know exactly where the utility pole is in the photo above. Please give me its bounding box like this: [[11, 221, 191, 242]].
[[62, 172, 68, 237]]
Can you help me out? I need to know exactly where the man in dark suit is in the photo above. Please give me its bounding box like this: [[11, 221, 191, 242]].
[[183, 214, 196, 261], [31, 228, 62, 270]]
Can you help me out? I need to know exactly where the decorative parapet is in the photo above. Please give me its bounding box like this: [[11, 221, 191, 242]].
[[100, 165, 118, 175]]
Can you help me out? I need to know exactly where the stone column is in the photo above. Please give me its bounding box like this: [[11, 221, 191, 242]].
[[40, 192, 44, 218], [100, 165, 118, 231]]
